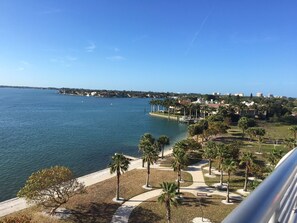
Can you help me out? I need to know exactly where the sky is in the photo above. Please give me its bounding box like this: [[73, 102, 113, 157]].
[[0, 0, 296, 97]]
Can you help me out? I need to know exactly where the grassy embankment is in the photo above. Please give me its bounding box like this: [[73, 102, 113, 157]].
[[203, 122, 293, 192], [0, 169, 192, 223]]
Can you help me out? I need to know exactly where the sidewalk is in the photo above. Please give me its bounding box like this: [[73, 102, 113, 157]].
[[111, 160, 241, 223], [0, 149, 174, 217]]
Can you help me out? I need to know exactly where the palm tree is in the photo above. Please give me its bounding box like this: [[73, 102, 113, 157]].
[[284, 137, 297, 150], [158, 182, 180, 223], [222, 159, 237, 203], [216, 143, 229, 186], [203, 141, 217, 175], [238, 117, 249, 138], [139, 133, 155, 167], [172, 146, 188, 195], [109, 153, 130, 201], [142, 146, 159, 188], [267, 148, 284, 167], [240, 152, 256, 191], [157, 135, 170, 159]]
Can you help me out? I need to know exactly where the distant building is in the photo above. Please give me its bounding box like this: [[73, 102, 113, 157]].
[[212, 92, 221, 96], [234, 93, 244, 97], [267, 94, 274, 98], [256, 92, 263, 97]]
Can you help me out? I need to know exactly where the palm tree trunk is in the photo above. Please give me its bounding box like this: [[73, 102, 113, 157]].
[[161, 146, 164, 159], [226, 173, 230, 203], [146, 163, 150, 187], [116, 172, 120, 200], [142, 158, 144, 168], [220, 170, 223, 186], [166, 201, 171, 223], [243, 167, 248, 191], [209, 159, 212, 175], [177, 170, 181, 194]]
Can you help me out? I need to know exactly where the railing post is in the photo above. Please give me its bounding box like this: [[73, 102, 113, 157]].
[[268, 208, 280, 223]]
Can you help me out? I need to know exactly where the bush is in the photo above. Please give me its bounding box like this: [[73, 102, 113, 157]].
[[18, 166, 85, 215]]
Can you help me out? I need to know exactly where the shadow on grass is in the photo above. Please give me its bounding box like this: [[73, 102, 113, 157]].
[[68, 202, 120, 223], [129, 206, 163, 223], [181, 196, 216, 208]]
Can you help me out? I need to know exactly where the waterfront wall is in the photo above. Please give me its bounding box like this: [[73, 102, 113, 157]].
[[149, 112, 180, 121]]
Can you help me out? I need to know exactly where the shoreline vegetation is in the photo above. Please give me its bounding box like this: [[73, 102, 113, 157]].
[[1, 120, 297, 222], [1, 87, 297, 222]]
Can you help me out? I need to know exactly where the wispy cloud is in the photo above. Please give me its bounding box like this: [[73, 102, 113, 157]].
[[230, 33, 279, 44], [85, 42, 96, 53], [185, 14, 210, 55], [106, 55, 126, 61], [17, 61, 31, 71], [114, 47, 120, 52], [50, 56, 78, 67], [38, 9, 61, 15]]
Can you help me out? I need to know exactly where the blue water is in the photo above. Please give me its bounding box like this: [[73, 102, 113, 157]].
[[0, 88, 187, 201]]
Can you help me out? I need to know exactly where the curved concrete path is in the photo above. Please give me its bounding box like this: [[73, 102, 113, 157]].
[[111, 161, 241, 223], [0, 149, 174, 217]]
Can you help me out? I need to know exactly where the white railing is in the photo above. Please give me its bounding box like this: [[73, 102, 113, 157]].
[[223, 148, 297, 223]]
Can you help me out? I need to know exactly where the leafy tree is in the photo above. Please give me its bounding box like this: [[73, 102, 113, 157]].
[[172, 138, 201, 161], [172, 146, 188, 195], [158, 182, 180, 223], [240, 152, 256, 191], [18, 166, 85, 215], [222, 159, 237, 203], [203, 141, 217, 175], [238, 117, 249, 138], [289, 126, 297, 140], [142, 146, 159, 187], [109, 153, 130, 201], [188, 124, 204, 141], [157, 135, 170, 159], [246, 127, 266, 152]]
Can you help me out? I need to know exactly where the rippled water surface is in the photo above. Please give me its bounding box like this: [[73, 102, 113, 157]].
[[0, 88, 187, 201]]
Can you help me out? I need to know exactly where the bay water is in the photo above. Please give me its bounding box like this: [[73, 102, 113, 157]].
[[0, 88, 187, 201]]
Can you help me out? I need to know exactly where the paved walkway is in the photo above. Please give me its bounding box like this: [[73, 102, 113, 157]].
[[0, 149, 174, 217], [111, 161, 241, 223]]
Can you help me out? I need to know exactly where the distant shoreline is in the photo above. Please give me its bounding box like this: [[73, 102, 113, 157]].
[[0, 85, 177, 99], [0, 85, 58, 90]]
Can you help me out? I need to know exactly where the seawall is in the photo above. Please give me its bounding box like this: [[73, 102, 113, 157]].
[[149, 112, 180, 121]]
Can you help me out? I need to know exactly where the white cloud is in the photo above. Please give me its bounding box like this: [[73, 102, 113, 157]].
[[106, 55, 126, 61], [85, 42, 96, 52]]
